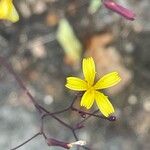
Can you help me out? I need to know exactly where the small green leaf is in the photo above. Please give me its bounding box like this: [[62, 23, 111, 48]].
[[88, 0, 102, 14], [56, 18, 82, 63]]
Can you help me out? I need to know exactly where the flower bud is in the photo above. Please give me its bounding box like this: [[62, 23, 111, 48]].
[[104, 0, 135, 20]]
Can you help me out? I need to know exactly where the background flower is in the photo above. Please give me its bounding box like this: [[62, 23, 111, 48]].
[[0, 0, 19, 22]]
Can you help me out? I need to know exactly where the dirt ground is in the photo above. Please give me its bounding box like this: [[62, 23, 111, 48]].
[[0, 0, 150, 150]]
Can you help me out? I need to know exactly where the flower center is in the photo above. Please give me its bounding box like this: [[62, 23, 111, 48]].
[[87, 86, 95, 92]]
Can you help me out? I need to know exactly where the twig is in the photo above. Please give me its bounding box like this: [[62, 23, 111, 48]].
[[10, 132, 41, 150]]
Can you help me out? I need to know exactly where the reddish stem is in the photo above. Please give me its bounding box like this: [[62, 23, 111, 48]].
[[10, 132, 41, 150]]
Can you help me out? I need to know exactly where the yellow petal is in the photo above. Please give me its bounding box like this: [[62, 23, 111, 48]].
[[94, 72, 121, 89], [0, 0, 19, 22], [7, 2, 19, 22], [82, 57, 96, 86], [95, 91, 114, 117], [80, 89, 95, 109], [65, 77, 87, 91]]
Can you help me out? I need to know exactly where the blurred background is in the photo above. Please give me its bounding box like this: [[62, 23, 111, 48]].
[[0, 0, 150, 150]]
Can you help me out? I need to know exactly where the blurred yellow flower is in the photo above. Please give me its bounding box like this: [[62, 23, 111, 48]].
[[0, 0, 19, 22], [66, 57, 121, 117]]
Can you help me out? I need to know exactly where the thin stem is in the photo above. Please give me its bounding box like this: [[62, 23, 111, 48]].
[[46, 107, 70, 115], [74, 110, 102, 130], [10, 132, 41, 150], [40, 94, 78, 116], [0, 56, 42, 113], [70, 93, 80, 107], [42, 112, 72, 129], [72, 107, 105, 119], [72, 130, 78, 141]]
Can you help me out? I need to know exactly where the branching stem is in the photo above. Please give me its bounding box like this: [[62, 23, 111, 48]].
[[0, 56, 115, 150]]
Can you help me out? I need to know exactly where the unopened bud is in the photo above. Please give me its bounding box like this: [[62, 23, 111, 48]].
[[104, 0, 136, 21]]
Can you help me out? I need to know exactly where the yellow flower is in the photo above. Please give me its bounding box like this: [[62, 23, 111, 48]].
[[0, 0, 19, 22], [65, 57, 121, 117]]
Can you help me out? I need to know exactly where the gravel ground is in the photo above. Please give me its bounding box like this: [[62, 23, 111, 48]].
[[0, 0, 150, 150]]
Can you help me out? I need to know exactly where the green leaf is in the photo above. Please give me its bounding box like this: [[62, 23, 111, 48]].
[[88, 0, 102, 14], [56, 18, 82, 63]]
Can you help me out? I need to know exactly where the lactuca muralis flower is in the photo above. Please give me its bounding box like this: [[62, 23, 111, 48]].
[[65, 57, 121, 117], [0, 0, 19, 22]]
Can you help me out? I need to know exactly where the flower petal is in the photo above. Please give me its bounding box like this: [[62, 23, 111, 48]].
[[94, 72, 121, 89], [82, 57, 96, 86], [65, 77, 87, 91], [95, 91, 114, 117], [0, 0, 19, 22], [80, 89, 95, 109], [7, 2, 19, 22]]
